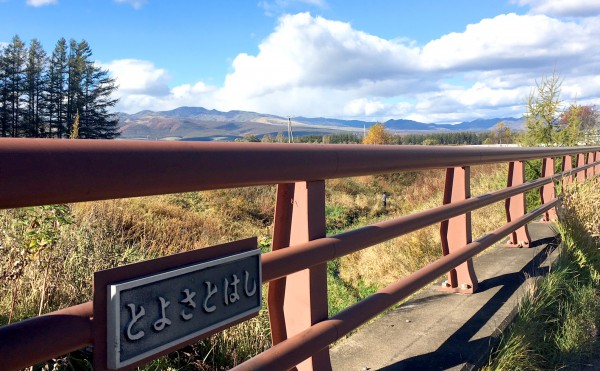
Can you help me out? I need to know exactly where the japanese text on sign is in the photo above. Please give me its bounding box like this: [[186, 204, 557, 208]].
[[107, 249, 261, 369]]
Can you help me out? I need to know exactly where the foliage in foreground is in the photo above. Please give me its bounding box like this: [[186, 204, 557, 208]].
[[485, 180, 600, 370]]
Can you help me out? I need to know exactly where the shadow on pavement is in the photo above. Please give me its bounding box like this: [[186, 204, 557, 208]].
[[379, 235, 559, 370]]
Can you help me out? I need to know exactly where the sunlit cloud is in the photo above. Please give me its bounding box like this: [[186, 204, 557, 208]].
[[516, 0, 600, 17], [102, 59, 217, 113], [26, 0, 57, 7]]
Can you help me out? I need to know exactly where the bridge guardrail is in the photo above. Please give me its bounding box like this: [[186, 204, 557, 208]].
[[0, 138, 599, 370]]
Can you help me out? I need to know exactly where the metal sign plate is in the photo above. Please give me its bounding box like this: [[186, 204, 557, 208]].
[[102, 246, 261, 369]]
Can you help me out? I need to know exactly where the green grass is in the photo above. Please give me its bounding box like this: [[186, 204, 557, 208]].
[[485, 180, 600, 370]]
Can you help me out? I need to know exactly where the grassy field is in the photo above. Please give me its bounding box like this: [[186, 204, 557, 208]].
[[0, 163, 508, 370], [484, 179, 600, 370]]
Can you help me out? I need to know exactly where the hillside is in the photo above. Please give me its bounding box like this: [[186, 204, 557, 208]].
[[117, 106, 523, 141]]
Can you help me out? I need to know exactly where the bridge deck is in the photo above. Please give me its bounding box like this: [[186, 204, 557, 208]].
[[330, 222, 559, 371]]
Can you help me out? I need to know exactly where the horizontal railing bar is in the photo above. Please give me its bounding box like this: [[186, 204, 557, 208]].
[[234, 199, 559, 370], [260, 161, 597, 283], [0, 301, 93, 371], [1, 138, 598, 209]]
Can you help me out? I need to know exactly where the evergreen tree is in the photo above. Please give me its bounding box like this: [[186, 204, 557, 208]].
[[46, 38, 68, 138], [66, 39, 118, 139], [65, 39, 88, 135], [0, 44, 8, 137], [79, 44, 119, 138], [521, 72, 562, 146], [4, 35, 26, 137], [24, 38, 47, 137]]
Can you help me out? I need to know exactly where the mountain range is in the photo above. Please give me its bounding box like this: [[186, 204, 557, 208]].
[[117, 106, 524, 141]]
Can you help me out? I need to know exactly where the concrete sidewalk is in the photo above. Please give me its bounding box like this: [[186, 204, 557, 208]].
[[330, 222, 559, 371]]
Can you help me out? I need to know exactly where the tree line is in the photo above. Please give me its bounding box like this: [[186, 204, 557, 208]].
[[362, 122, 510, 146], [0, 35, 119, 139], [239, 129, 505, 145]]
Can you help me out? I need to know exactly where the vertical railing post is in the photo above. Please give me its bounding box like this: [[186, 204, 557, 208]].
[[505, 161, 531, 247], [576, 153, 586, 182], [267, 181, 330, 371], [562, 154, 573, 189], [439, 166, 477, 293], [596, 151, 600, 181], [586, 152, 594, 180], [540, 157, 557, 222], [268, 183, 295, 346]]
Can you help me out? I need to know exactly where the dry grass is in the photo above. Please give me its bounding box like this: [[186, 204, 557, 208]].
[[0, 164, 511, 369], [336, 164, 507, 290], [0, 187, 277, 369]]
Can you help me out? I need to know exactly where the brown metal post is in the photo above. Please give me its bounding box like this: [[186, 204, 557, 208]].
[[505, 161, 531, 247], [268, 181, 330, 371], [439, 166, 477, 293], [586, 152, 594, 180], [596, 151, 600, 181], [576, 153, 586, 182], [562, 154, 573, 189], [268, 183, 295, 347], [540, 157, 557, 222]]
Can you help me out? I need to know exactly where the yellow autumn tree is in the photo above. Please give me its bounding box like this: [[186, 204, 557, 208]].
[[363, 122, 393, 144]]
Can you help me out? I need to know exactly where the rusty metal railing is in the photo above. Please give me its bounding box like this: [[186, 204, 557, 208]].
[[0, 138, 599, 370]]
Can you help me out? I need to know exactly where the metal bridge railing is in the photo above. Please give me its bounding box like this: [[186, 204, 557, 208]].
[[0, 138, 598, 370]]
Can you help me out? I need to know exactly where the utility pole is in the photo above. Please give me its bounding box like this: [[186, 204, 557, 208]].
[[288, 116, 294, 143]]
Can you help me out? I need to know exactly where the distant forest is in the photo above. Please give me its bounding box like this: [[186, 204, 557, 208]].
[[0, 35, 119, 139], [253, 130, 513, 145]]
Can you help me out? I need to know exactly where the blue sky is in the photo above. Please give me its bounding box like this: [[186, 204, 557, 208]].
[[2, 0, 600, 123]]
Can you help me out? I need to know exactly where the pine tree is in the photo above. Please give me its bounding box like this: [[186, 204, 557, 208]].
[[0, 44, 8, 137], [65, 39, 118, 139], [4, 35, 26, 137], [521, 72, 562, 146], [65, 39, 88, 135], [46, 38, 68, 138], [24, 38, 47, 137], [78, 60, 119, 138]]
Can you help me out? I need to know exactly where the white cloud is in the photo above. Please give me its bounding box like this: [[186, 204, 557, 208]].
[[26, 0, 57, 7], [101, 59, 170, 96], [214, 13, 421, 117], [112, 12, 600, 123], [114, 0, 147, 10], [516, 0, 600, 17], [420, 13, 596, 72], [102, 59, 216, 113]]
